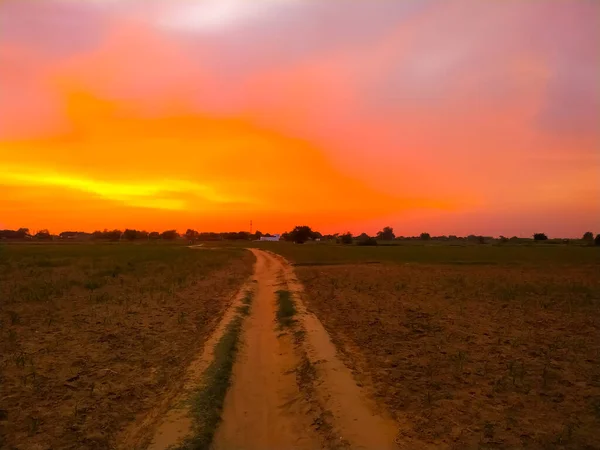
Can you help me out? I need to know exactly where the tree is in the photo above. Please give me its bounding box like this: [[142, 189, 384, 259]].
[[595, 234, 600, 246], [357, 236, 378, 246], [149, 231, 160, 240], [377, 226, 395, 241], [583, 231, 594, 241], [161, 230, 179, 240], [420, 232, 431, 240], [533, 233, 548, 241], [286, 226, 314, 244], [123, 229, 138, 241], [34, 229, 51, 240], [340, 232, 353, 245], [185, 229, 199, 242]]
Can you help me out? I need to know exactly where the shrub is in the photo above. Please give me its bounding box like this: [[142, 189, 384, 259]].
[[340, 233, 353, 245], [357, 237, 378, 246]]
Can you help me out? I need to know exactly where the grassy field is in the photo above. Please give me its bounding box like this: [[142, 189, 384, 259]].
[[0, 243, 253, 450], [257, 241, 600, 448], [246, 240, 600, 266]]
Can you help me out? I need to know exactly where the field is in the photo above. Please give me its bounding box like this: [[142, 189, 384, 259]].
[[2, 240, 599, 449], [257, 241, 600, 448], [0, 243, 253, 449]]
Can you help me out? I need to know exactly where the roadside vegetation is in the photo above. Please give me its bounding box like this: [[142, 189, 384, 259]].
[[275, 290, 297, 328], [178, 290, 254, 450]]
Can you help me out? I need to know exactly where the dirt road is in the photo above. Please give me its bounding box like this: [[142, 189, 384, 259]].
[[213, 249, 398, 449], [139, 248, 398, 449]]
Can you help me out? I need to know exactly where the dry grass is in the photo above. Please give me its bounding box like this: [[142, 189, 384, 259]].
[[0, 243, 253, 449], [296, 262, 600, 449]]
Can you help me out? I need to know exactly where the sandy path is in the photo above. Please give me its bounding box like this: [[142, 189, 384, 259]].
[[212, 249, 320, 449], [213, 249, 398, 450]]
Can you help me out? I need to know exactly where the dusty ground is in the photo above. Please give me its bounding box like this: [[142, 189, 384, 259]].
[[296, 262, 600, 449], [213, 249, 398, 449], [0, 244, 253, 450]]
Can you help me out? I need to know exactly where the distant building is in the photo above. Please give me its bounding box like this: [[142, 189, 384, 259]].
[[260, 234, 281, 242]]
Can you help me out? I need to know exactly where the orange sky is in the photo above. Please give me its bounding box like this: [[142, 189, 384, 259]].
[[1, 1, 599, 237]]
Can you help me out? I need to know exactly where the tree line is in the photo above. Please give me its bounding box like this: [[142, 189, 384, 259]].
[[1, 226, 599, 246], [280, 226, 600, 246]]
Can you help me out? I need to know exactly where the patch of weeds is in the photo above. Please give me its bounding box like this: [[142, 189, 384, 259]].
[[84, 279, 103, 292], [8, 311, 20, 325], [176, 292, 253, 450], [483, 421, 495, 440], [28, 416, 40, 436], [242, 291, 253, 306], [276, 289, 297, 328], [236, 291, 253, 316]]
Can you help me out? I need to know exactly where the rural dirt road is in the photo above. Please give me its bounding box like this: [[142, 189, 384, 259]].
[[142, 248, 398, 449], [214, 249, 398, 449]]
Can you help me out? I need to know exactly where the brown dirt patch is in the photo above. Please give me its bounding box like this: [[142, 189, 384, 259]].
[[296, 263, 600, 449], [0, 245, 253, 450]]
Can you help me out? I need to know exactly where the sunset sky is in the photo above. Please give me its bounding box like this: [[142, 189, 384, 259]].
[[1, 1, 598, 237]]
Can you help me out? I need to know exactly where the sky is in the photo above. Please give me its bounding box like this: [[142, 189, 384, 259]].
[[0, 0, 598, 237]]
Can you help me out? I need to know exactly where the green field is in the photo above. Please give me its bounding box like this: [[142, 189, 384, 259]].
[[238, 240, 600, 266]]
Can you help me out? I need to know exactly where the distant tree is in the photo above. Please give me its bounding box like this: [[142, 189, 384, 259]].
[[533, 233, 548, 241], [583, 231, 594, 241], [377, 226, 395, 241], [357, 236, 378, 246], [123, 229, 138, 241], [149, 231, 160, 240], [254, 230, 264, 240], [161, 230, 179, 240], [420, 232, 431, 240], [185, 229, 199, 242], [340, 232, 353, 245], [34, 229, 52, 240], [498, 236, 509, 243], [595, 234, 600, 246], [107, 230, 121, 241], [357, 233, 370, 241], [478, 236, 486, 244], [510, 236, 519, 241], [286, 226, 314, 244]]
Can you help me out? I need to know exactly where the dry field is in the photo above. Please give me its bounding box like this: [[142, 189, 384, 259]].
[[0, 243, 253, 450], [269, 243, 600, 449]]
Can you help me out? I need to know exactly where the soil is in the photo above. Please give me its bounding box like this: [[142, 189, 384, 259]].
[[0, 245, 253, 450], [295, 262, 600, 449], [122, 277, 256, 450]]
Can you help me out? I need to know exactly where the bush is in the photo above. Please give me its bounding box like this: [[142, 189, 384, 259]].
[[340, 233, 353, 245], [357, 237, 378, 246], [533, 233, 548, 241]]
